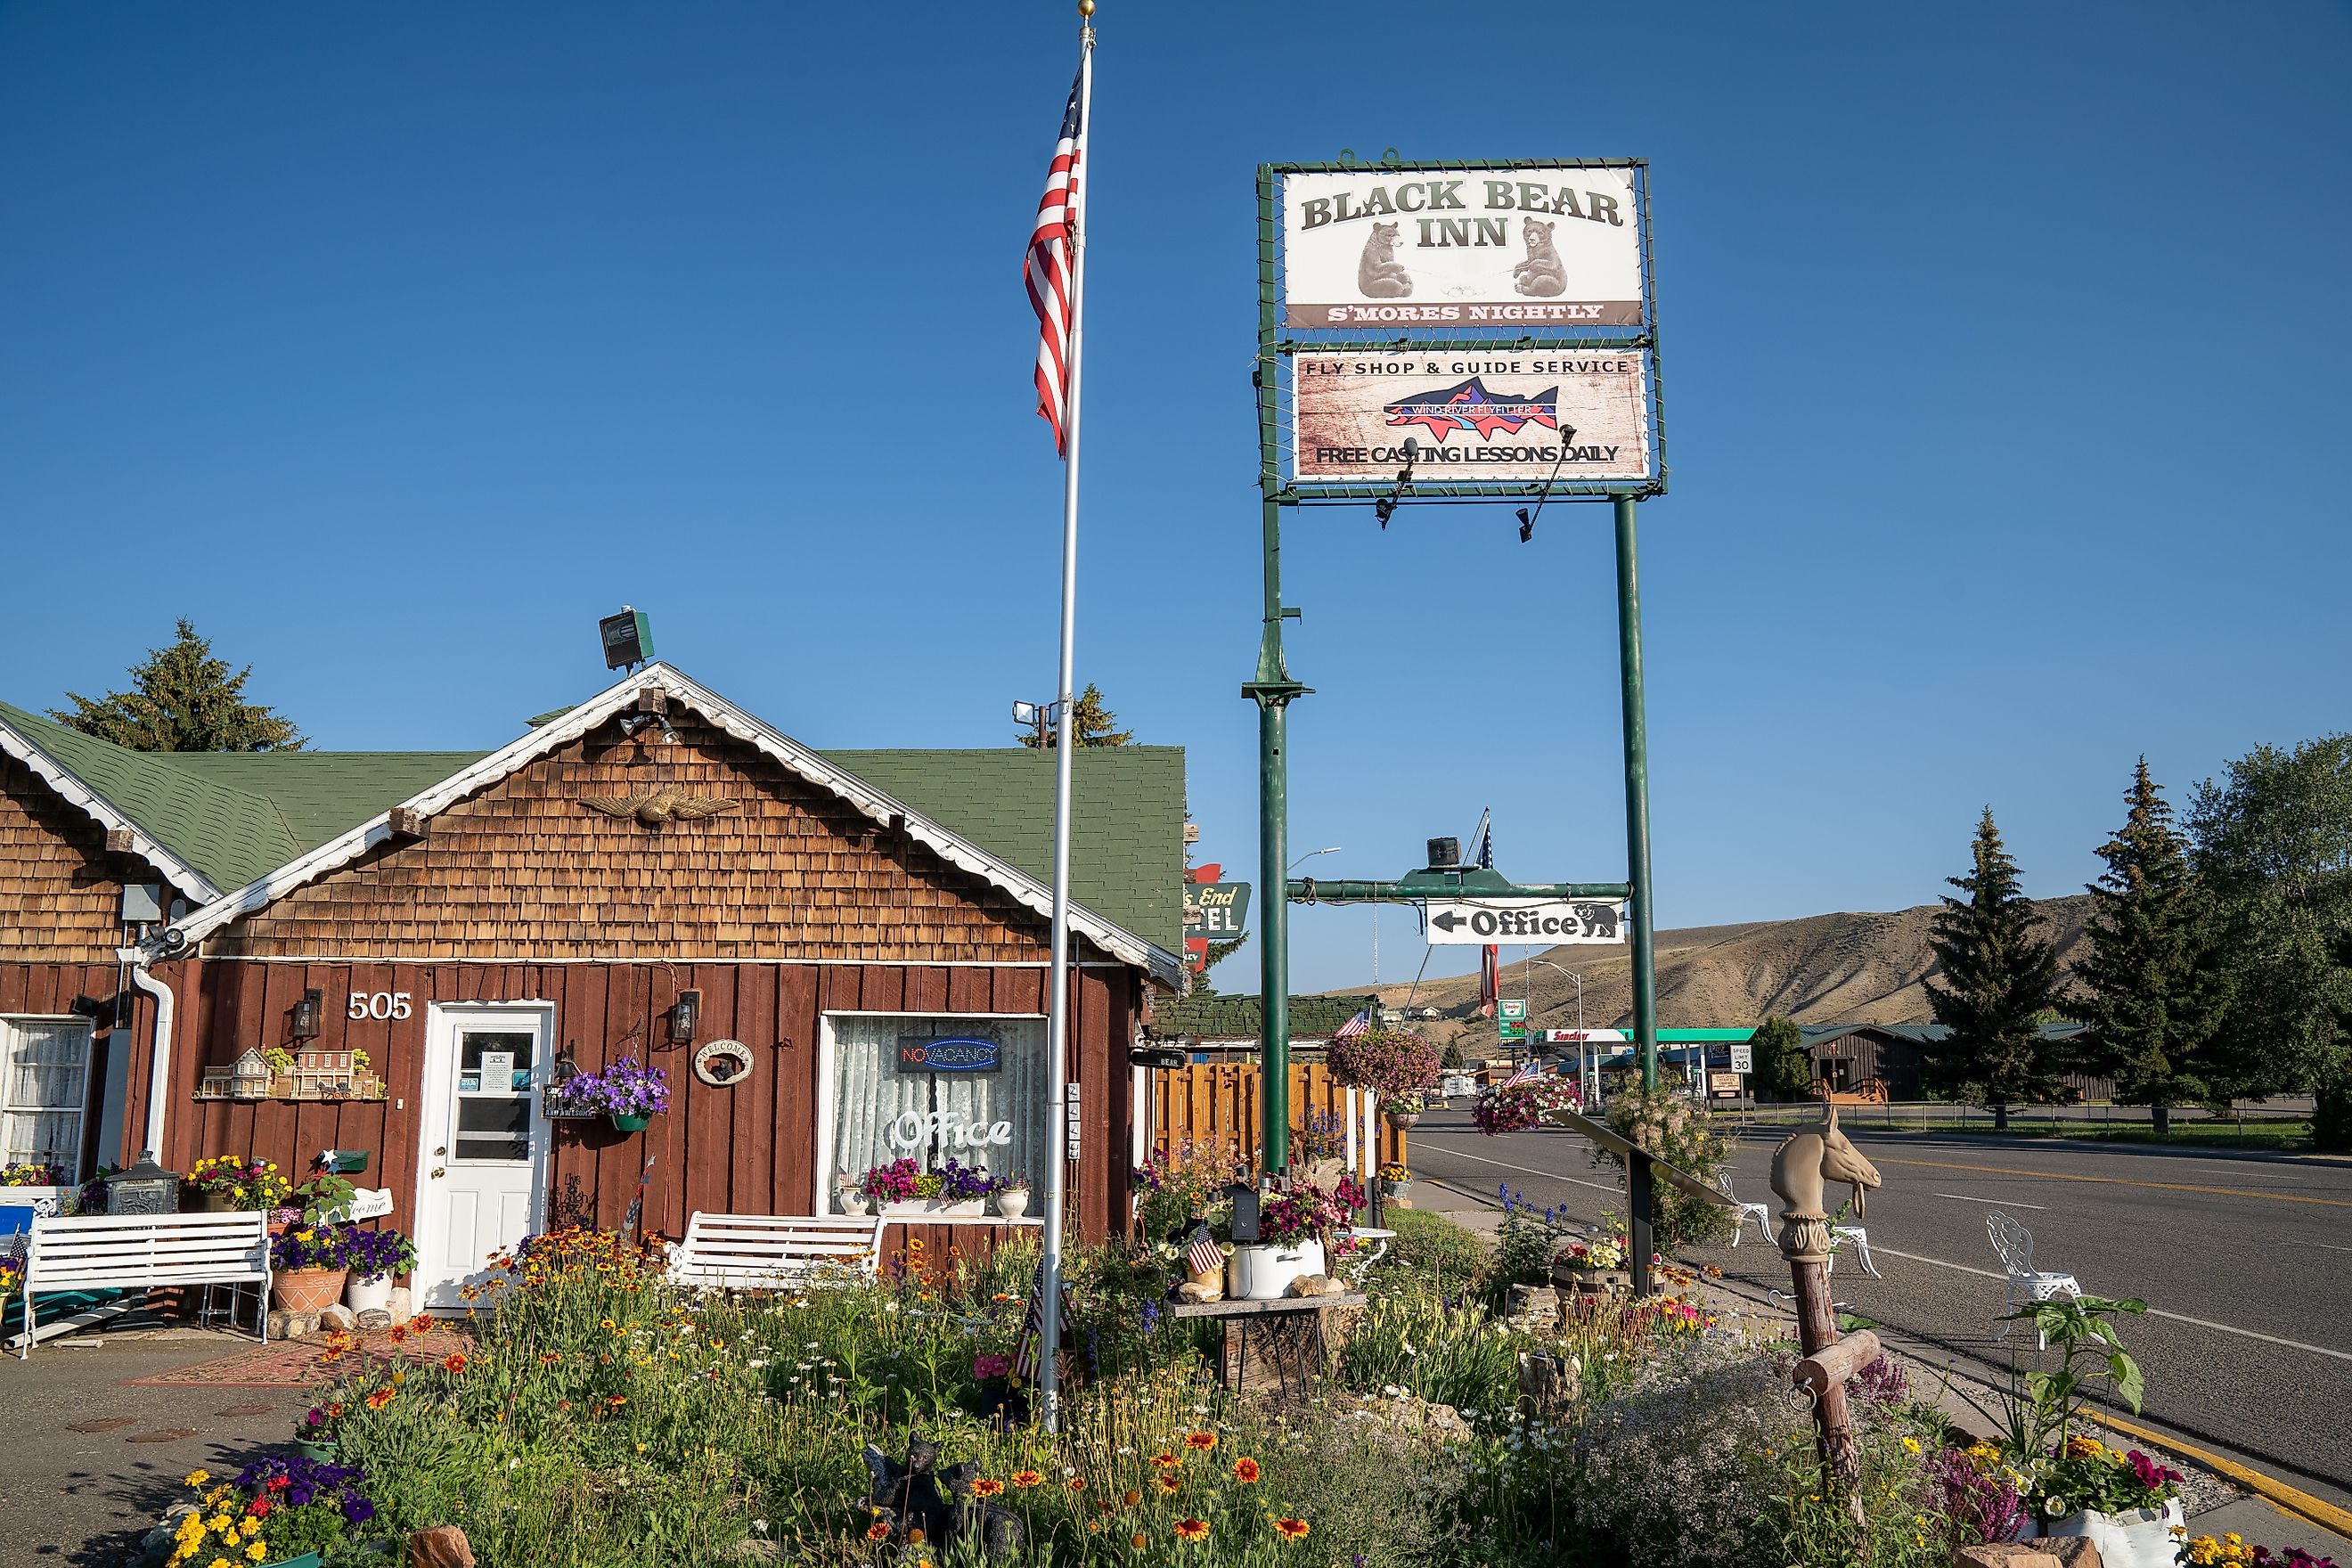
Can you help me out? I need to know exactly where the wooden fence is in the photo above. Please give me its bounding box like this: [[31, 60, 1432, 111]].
[[1147, 1061, 1407, 1174]]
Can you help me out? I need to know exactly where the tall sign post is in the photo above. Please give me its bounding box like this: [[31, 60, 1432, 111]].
[[1252, 157, 1667, 1177]]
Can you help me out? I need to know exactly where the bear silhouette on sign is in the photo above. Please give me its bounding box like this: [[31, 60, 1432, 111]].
[[1357, 222, 1412, 298]]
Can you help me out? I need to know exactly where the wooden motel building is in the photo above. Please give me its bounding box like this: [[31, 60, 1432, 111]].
[[0, 664, 1184, 1307]]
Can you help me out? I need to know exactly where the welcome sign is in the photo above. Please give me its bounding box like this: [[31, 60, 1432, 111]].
[[1281, 166, 1646, 329], [896, 1036, 1001, 1074]]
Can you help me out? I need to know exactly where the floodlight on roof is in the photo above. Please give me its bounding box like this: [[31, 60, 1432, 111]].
[[600, 607, 655, 670]]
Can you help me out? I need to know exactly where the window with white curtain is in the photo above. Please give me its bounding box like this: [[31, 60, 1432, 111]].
[[825, 1014, 1048, 1213], [1, 1017, 93, 1181]]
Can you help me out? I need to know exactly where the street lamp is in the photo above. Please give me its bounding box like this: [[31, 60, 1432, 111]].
[[1287, 845, 1343, 872], [1531, 960, 1590, 1103]]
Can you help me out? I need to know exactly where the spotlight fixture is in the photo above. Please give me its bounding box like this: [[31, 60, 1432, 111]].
[[290, 988, 323, 1041], [1515, 423, 1579, 544], [1374, 437, 1420, 530], [670, 989, 702, 1044]]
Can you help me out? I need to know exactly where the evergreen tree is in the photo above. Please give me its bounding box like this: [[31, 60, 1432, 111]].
[[1752, 1015, 1813, 1101], [1017, 682, 1132, 748], [2188, 734, 2352, 1149], [2072, 761, 2222, 1135], [1921, 809, 2066, 1131], [52, 619, 305, 752]]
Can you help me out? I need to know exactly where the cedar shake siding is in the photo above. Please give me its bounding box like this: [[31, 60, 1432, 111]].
[[0, 748, 136, 965], [208, 715, 1067, 965]]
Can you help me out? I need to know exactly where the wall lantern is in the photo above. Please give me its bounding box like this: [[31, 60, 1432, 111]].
[[290, 988, 324, 1041], [670, 990, 701, 1044]]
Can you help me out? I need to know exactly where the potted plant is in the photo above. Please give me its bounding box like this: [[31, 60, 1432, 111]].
[[184, 1156, 293, 1215], [2023, 1435, 2185, 1566], [1550, 1224, 1630, 1297], [992, 1175, 1032, 1219], [835, 1174, 870, 1216], [1473, 1074, 1582, 1136], [269, 1224, 351, 1313], [0, 1161, 65, 1214], [545, 1056, 670, 1131], [860, 1156, 921, 1211], [341, 1227, 414, 1316], [167, 1453, 379, 1568], [1376, 1160, 1412, 1200], [1326, 1028, 1442, 1129], [1228, 1179, 1357, 1300]]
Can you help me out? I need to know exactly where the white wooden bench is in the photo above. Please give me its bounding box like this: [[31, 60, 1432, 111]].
[[666, 1213, 886, 1292], [16, 1212, 272, 1358]]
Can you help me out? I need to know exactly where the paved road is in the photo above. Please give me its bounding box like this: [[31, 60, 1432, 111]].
[[1404, 1109, 2352, 1507]]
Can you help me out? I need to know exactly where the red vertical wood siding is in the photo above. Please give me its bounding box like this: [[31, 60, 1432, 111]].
[[127, 958, 1140, 1251]]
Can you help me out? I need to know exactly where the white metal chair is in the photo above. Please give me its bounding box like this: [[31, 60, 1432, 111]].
[[1985, 1210, 2079, 1349], [1330, 1226, 1395, 1285], [1827, 1224, 1882, 1278], [1714, 1172, 1774, 1249]]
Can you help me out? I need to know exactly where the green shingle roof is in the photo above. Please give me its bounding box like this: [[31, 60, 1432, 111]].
[[0, 700, 1184, 954], [1155, 992, 1378, 1041], [823, 747, 1186, 952]]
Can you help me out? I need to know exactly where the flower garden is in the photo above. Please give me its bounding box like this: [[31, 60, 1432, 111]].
[[112, 1100, 2337, 1568]]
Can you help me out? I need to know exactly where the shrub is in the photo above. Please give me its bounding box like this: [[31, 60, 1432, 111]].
[[1379, 1208, 1490, 1287], [1592, 1085, 1732, 1252]]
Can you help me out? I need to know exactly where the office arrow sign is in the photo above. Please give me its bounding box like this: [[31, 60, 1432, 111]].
[[1423, 899, 1628, 945]]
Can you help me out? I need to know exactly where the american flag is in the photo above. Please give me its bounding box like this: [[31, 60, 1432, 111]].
[[1009, 1260, 1076, 1383], [1187, 1227, 1225, 1278], [1332, 1007, 1372, 1041], [1025, 67, 1086, 453], [1501, 1058, 1543, 1088], [1469, 811, 1500, 1017]]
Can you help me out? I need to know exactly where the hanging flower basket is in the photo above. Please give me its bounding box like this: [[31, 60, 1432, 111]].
[[545, 1058, 670, 1129]]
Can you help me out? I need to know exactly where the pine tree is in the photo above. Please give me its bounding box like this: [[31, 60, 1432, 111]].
[[1752, 1015, 1813, 1101], [2072, 761, 2220, 1135], [1921, 809, 2066, 1131], [52, 619, 305, 752], [1017, 682, 1132, 748]]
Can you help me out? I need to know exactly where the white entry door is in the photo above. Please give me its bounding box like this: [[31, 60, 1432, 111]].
[[414, 1005, 551, 1310]]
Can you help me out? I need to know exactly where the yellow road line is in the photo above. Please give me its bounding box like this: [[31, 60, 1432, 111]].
[[1870, 1156, 2352, 1210], [2087, 1410, 2352, 1544]]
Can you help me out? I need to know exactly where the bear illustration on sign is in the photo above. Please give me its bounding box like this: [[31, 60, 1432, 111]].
[[1513, 217, 1568, 297], [1572, 902, 1620, 939], [1356, 222, 1412, 298]]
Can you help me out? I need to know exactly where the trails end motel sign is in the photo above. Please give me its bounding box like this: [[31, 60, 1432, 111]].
[[1266, 159, 1662, 502], [1182, 878, 1251, 974]]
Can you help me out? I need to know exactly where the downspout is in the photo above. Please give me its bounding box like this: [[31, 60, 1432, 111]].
[[122, 951, 176, 1161]]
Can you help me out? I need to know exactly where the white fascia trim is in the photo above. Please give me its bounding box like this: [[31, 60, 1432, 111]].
[[0, 717, 219, 905], [166, 663, 1182, 989]]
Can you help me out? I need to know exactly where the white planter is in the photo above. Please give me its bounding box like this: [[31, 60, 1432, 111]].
[[1228, 1239, 1327, 1301], [994, 1189, 1031, 1219], [346, 1274, 395, 1315], [837, 1192, 871, 1216], [887, 1199, 987, 1219], [2030, 1499, 2185, 1568]]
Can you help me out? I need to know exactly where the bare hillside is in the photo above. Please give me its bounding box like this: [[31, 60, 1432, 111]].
[[1349, 896, 2092, 1030]]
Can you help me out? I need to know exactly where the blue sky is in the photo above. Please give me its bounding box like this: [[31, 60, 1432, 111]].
[[3, 3, 2347, 996]]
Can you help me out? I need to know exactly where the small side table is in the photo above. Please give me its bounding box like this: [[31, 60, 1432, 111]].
[[1166, 1294, 1367, 1402]]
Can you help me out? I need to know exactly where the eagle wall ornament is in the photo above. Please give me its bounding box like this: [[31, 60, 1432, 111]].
[[576, 788, 740, 829]]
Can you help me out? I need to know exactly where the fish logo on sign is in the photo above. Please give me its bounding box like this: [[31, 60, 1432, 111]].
[[1383, 377, 1560, 441]]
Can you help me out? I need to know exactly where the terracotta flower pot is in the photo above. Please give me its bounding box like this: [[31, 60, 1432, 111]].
[[189, 1191, 238, 1214], [271, 1267, 348, 1313]]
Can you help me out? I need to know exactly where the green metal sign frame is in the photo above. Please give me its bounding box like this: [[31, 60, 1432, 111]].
[[1259, 158, 1666, 506], [1246, 156, 1669, 1181]]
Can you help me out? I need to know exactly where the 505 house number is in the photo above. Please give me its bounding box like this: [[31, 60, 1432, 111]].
[[347, 992, 414, 1021]]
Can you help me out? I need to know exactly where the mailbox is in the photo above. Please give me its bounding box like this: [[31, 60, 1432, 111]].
[[105, 1154, 181, 1216]]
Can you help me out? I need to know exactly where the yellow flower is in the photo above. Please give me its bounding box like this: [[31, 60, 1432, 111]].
[[244, 1544, 267, 1563], [1900, 1436, 1921, 1454], [183, 1469, 211, 1487]]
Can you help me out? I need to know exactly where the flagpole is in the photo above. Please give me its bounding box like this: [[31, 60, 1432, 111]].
[[1039, 2, 1095, 1436]]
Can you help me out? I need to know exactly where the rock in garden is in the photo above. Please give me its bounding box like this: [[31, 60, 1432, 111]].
[[356, 1308, 394, 1329], [1954, 1546, 2067, 1568], [265, 1310, 291, 1339], [2042, 1542, 2104, 1568], [722, 1541, 784, 1563], [408, 1524, 476, 1567], [319, 1304, 357, 1333], [137, 1503, 198, 1568], [1516, 1351, 1581, 1417], [1506, 1284, 1559, 1321]]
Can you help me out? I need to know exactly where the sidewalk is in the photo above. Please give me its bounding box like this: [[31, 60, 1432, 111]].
[[1409, 1176, 2352, 1562]]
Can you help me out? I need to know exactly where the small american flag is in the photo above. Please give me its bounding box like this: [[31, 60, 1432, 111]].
[[1025, 67, 1086, 453], [1501, 1058, 1543, 1089], [1187, 1227, 1224, 1278], [1010, 1260, 1074, 1384], [1332, 1007, 1372, 1041]]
